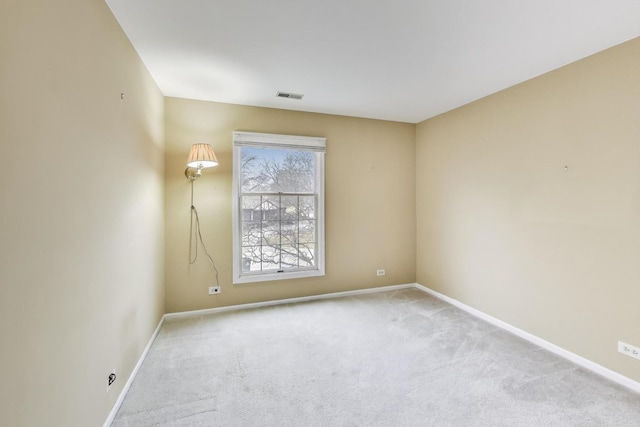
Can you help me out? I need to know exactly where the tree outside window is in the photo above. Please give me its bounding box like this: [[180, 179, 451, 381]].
[[232, 132, 325, 284]]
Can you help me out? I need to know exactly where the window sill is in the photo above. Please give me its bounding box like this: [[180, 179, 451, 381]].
[[233, 268, 325, 284]]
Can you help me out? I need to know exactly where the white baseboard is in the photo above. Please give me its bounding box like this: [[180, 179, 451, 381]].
[[103, 316, 165, 427], [413, 283, 640, 394], [164, 283, 416, 320], [104, 281, 639, 426]]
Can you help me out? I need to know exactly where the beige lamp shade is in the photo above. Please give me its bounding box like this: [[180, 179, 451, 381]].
[[186, 143, 218, 168]]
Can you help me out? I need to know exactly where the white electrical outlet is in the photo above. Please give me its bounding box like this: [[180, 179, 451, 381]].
[[208, 286, 221, 295], [376, 269, 386, 276], [618, 341, 640, 360]]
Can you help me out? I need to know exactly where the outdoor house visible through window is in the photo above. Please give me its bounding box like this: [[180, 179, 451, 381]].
[[232, 131, 326, 284]]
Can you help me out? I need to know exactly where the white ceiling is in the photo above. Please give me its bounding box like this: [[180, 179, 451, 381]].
[[106, 0, 640, 123]]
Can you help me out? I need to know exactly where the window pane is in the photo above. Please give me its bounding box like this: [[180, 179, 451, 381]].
[[280, 245, 299, 269], [280, 223, 298, 246], [298, 220, 316, 244], [299, 196, 315, 219], [261, 221, 280, 245], [260, 195, 281, 221], [241, 247, 261, 272], [298, 244, 315, 268], [281, 195, 299, 221], [260, 245, 280, 270], [241, 147, 314, 193], [241, 196, 261, 223], [241, 223, 261, 247]]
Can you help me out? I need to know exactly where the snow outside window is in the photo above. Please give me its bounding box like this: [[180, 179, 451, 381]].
[[232, 131, 325, 284]]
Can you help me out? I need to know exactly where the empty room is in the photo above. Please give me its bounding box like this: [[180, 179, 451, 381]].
[[1, 0, 640, 426]]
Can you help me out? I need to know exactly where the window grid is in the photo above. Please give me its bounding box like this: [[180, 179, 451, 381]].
[[240, 192, 317, 275]]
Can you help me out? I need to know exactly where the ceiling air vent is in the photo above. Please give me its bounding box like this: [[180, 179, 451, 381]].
[[276, 91, 304, 100]]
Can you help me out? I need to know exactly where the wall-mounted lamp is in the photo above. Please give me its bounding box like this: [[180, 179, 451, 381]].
[[185, 143, 218, 181], [185, 143, 221, 288]]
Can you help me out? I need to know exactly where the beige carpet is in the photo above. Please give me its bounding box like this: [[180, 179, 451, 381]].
[[111, 288, 640, 426]]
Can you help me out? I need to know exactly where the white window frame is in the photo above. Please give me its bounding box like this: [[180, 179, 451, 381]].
[[232, 131, 326, 284]]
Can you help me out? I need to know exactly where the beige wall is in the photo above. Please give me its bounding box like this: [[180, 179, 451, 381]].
[[416, 37, 640, 382], [165, 98, 416, 312], [0, 1, 164, 426], [3, 1, 637, 422]]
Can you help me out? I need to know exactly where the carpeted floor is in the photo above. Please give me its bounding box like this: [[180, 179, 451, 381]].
[[111, 288, 640, 426]]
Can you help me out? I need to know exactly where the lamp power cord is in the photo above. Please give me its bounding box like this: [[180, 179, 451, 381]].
[[189, 181, 220, 287]]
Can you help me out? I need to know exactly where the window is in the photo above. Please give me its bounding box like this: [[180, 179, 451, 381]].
[[232, 131, 325, 283]]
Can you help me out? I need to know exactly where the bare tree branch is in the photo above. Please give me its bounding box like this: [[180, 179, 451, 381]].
[[240, 149, 317, 272]]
